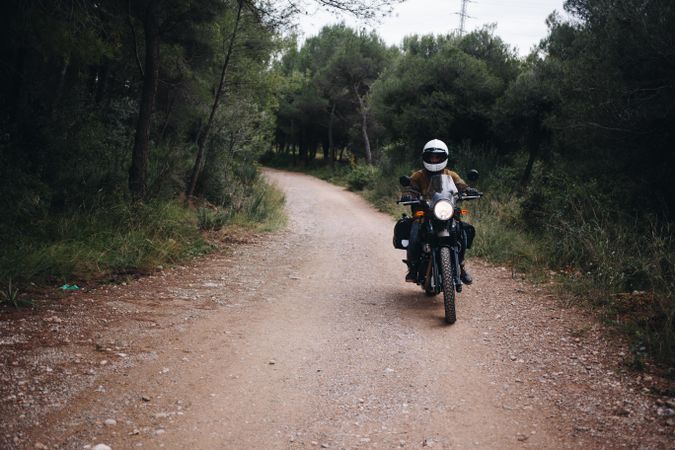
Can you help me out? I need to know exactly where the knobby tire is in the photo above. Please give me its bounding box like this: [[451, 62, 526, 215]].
[[440, 247, 456, 324]]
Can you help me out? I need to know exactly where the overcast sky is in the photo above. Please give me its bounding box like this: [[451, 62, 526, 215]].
[[297, 0, 568, 56]]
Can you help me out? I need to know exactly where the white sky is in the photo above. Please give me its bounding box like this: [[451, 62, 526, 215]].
[[296, 0, 568, 56]]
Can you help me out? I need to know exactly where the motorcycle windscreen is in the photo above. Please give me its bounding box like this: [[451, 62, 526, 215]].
[[426, 174, 459, 197]]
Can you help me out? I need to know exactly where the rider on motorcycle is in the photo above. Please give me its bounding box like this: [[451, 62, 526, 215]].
[[402, 139, 478, 284]]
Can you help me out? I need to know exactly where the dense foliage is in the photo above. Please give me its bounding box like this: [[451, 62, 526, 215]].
[[1, 1, 277, 213], [270, 25, 395, 165], [0, 0, 402, 285], [0, 0, 280, 285]]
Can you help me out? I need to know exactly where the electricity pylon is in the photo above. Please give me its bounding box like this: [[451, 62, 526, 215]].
[[456, 0, 472, 36]]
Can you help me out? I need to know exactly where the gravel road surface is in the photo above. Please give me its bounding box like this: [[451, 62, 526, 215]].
[[1, 169, 672, 449]]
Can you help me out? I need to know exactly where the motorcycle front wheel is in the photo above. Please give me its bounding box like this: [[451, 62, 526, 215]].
[[439, 247, 456, 324]]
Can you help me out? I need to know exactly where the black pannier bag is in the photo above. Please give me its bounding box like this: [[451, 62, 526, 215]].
[[461, 222, 476, 249], [393, 216, 413, 249]]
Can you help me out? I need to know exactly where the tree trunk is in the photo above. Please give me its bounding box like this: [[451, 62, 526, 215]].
[[520, 134, 540, 189], [290, 119, 296, 163], [95, 64, 110, 104], [299, 141, 307, 164], [158, 92, 177, 146], [51, 56, 70, 116], [11, 50, 25, 118], [328, 102, 336, 168], [129, 1, 160, 200], [186, 0, 244, 198], [354, 85, 372, 164]]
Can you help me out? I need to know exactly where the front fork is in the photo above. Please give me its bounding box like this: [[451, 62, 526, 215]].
[[451, 245, 463, 293], [429, 246, 462, 293], [432, 247, 462, 290]]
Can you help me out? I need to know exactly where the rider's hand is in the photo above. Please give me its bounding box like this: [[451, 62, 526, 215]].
[[400, 193, 415, 202], [464, 187, 480, 196]]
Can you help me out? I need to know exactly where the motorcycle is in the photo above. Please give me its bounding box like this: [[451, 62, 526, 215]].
[[393, 170, 482, 324]]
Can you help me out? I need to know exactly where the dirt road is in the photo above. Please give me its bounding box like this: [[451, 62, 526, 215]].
[[2, 169, 672, 449]]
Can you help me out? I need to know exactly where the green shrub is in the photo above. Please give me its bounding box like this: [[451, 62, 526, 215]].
[[257, 150, 297, 168], [346, 165, 379, 191], [0, 279, 21, 309], [362, 155, 414, 216], [470, 198, 545, 273], [197, 208, 231, 231], [229, 178, 287, 231]]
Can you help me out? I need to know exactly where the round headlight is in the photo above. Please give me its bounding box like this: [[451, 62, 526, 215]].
[[433, 200, 454, 220]]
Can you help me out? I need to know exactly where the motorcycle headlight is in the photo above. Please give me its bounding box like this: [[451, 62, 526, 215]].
[[433, 200, 454, 220]]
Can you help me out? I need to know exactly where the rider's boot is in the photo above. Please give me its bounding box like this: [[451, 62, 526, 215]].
[[460, 263, 473, 285], [404, 260, 417, 283]]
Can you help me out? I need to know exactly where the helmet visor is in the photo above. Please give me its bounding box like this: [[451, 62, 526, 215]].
[[422, 150, 448, 165]]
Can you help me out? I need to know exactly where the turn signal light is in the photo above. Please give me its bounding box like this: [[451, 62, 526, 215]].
[[414, 211, 425, 218], [460, 209, 470, 215]]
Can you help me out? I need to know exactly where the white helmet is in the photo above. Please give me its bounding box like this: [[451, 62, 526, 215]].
[[422, 139, 449, 172]]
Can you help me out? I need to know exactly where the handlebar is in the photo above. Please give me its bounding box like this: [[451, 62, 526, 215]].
[[397, 192, 483, 204], [396, 200, 422, 205], [458, 193, 483, 201]]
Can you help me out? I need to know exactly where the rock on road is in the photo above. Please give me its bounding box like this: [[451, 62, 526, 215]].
[[10, 169, 671, 449]]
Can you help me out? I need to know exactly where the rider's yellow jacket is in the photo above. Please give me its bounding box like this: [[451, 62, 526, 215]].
[[409, 169, 468, 194]]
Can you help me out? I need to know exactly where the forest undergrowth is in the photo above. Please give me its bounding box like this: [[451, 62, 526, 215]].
[[0, 174, 285, 298]]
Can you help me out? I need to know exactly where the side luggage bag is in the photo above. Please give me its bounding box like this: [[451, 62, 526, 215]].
[[393, 216, 413, 249], [461, 222, 475, 249]]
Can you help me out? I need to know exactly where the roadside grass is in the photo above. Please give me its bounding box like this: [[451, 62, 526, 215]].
[[547, 214, 675, 370], [0, 175, 287, 293], [263, 153, 674, 370], [470, 187, 674, 370], [0, 280, 19, 308], [1, 200, 213, 286], [227, 179, 287, 232], [469, 198, 546, 275]]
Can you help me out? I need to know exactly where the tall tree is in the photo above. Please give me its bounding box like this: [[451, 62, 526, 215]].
[[542, 0, 675, 214], [496, 57, 559, 187], [186, 0, 245, 198], [372, 32, 506, 156], [302, 24, 356, 165], [128, 0, 160, 200], [127, 0, 225, 200], [326, 29, 391, 164]]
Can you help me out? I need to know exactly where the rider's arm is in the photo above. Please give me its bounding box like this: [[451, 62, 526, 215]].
[[447, 170, 468, 192], [407, 170, 426, 196]]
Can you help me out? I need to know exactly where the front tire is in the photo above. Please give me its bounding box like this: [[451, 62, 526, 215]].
[[440, 247, 456, 324]]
